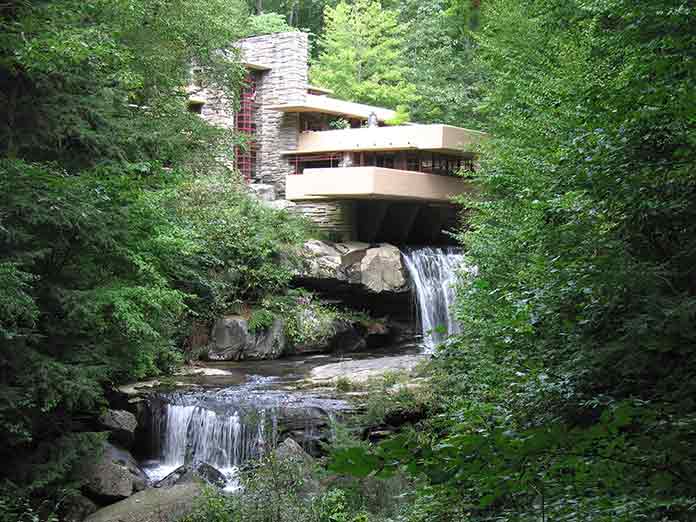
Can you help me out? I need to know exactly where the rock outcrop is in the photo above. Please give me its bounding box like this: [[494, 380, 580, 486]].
[[291, 318, 369, 355], [98, 409, 137, 448], [275, 437, 315, 467], [209, 316, 286, 361], [80, 442, 149, 503], [248, 183, 276, 202], [155, 463, 226, 489], [84, 483, 202, 522], [209, 313, 390, 361], [309, 354, 425, 385], [62, 495, 99, 522], [297, 240, 409, 294]]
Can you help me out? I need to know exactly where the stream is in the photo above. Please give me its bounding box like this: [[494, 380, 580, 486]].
[[135, 345, 420, 490], [134, 247, 465, 490]]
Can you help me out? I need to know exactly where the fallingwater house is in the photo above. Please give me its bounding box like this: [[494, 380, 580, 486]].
[[190, 32, 484, 245]]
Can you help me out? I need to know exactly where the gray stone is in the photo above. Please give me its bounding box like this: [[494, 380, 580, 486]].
[[253, 318, 287, 359], [98, 410, 137, 448], [80, 442, 150, 502], [266, 199, 297, 211], [209, 316, 286, 361], [297, 240, 409, 294], [209, 316, 249, 360], [309, 354, 425, 385], [237, 32, 309, 195], [84, 483, 202, 522], [249, 183, 276, 202], [155, 463, 226, 489], [62, 495, 98, 522], [350, 244, 407, 293], [275, 438, 314, 467], [292, 202, 356, 240], [292, 318, 366, 355]]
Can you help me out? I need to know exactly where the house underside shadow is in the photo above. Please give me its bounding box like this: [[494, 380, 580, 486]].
[[353, 200, 460, 246]]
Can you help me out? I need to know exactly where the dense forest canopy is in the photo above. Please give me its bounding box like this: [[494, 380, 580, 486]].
[[328, 1, 696, 520], [0, 0, 310, 511], [2, 0, 695, 521]]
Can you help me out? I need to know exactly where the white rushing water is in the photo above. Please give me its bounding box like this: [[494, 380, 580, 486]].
[[145, 401, 269, 490], [142, 379, 347, 490], [402, 247, 466, 353]]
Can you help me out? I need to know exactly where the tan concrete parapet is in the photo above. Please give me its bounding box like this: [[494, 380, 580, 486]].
[[268, 94, 397, 122], [282, 124, 485, 156], [285, 167, 474, 202]]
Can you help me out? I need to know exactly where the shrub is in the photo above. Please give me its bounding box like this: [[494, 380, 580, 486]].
[[248, 308, 277, 334]]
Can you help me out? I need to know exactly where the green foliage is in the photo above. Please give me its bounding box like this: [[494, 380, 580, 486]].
[[310, 0, 418, 110], [384, 105, 411, 126], [1, 0, 247, 168], [248, 308, 277, 333], [334, 377, 354, 393], [396, 0, 484, 125], [243, 1, 340, 44], [327, 1, 696, 521], [159, 174, 310, 320], [245, 12, 298, 36], [180, 486, 238, 522], [0, 0, 312, 508], [0, 495, 59, 522], [329, 118, 351, 130], [261, 290, 339, 347], [183, 453, 317, 522]]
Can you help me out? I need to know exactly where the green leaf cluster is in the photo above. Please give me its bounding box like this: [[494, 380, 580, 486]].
[[310, 0, 418, 110], [327, 0, 696, 520], [0, 0, 312, 507]]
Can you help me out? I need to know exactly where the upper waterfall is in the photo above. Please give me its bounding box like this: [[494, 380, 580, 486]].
[[402, 247, 465, 353]]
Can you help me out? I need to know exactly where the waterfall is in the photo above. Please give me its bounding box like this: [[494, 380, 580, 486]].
[[145, 395, 276, 488], [142, 379, 347, 488], [402, 247, 465, 353], [155, 404, 268, 471]]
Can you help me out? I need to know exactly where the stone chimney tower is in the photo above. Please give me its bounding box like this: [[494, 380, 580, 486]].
[[237, 32, 309, 196]]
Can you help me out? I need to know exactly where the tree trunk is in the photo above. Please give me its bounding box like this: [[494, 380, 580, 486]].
[[256, 0, 263, 14]]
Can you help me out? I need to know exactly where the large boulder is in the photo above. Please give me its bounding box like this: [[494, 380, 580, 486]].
[[155, 463, 226, 489], [209, 316, 286, 361], [309, 354, 425, 385], [349, 244, 408, 293], [84, 483, 202, 522], [297, 240, 408, 294], [98, 409, 137, 448], [292, 318, 367, 355], [275, 438, 315, 467], [80, 442, 149, 503], [62, 495, 98, 522]]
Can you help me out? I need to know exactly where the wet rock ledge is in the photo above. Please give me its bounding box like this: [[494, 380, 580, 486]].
[[296, 240, 409, 295]]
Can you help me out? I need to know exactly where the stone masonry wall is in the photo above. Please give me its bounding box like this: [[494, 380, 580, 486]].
[[293, 201, 356, 241], [190, 86, 235, 130], [237, 32, 309, 197], [186, 81, 237, 173]]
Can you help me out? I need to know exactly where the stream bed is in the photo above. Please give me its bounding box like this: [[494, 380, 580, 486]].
[[134, 344, 422, 490]]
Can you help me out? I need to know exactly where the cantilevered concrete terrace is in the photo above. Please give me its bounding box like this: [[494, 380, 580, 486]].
[[286, 166, 474, 203], [283, 124, 485, 156], [267, 94, 397, 122]]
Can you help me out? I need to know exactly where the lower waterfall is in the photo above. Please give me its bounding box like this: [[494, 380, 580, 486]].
[[402, 247, 465, 353], [141, 377, 345, 489]]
